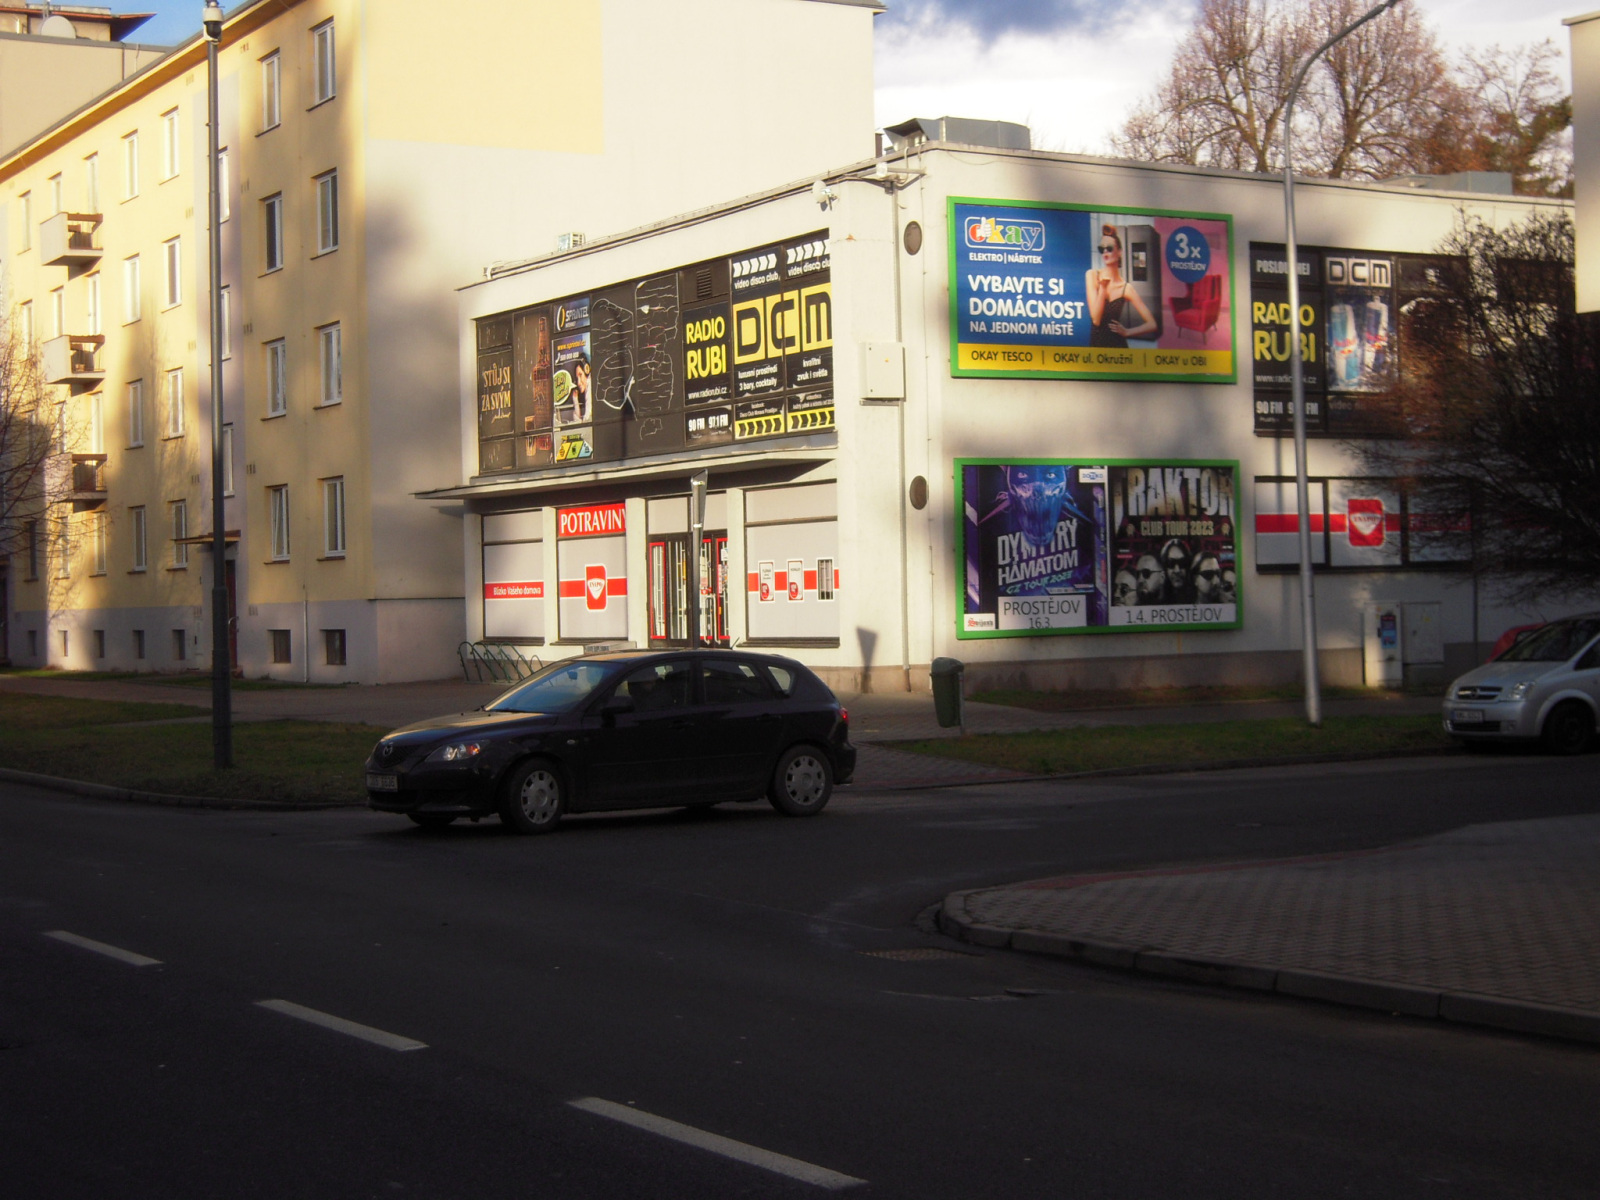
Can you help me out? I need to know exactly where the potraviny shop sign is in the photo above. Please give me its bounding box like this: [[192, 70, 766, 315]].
[[949, 198, 1235, 383], [956, 459, 1241, 639]]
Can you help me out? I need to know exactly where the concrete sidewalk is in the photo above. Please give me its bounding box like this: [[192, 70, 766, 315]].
[[939, 812, 1600, 1045]]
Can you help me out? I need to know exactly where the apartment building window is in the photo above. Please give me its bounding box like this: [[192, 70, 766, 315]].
[[91, 513, 107, 576], [131, 506, 147, 571], [127, 379, 145, 446], [314, 170, 338, 253], [261, 52, 281, 130], [263, 194, 283, 271], [269, 484, 290, 559], [170, 500, 189, 567], [218, 148, 230, 221], [123, 132, 139, 199], [94, 630, 106, 659], [49, 173, 63, 215], [50, 287, 64, 338], [322, 475, 345, 556], [164, 237, 181, 306], [324, 628, 346, 666], [25, 520, 39, 579], [270, 629, 291, 664], [85, 153, 99, 211], [27, 631, 38, 657], [265, 339, 287, 415], [89, 392, 104, 453], [161, 108, 179, 179], [61, 630, 70, 657], [18, 300, 32, 348], [165, 367, 185, 438], [86, 274, 101, 335], [173, 629, 187, 661], [219, 286, 232, 358], [123, 254, 141, 322], [312, 20, 336, 103], [132, 629, 145, 659], [52, 403, 67, 455], [318, 322, 341, 405], [222, 424, 235, 495], [56, 514, 71, 578], [19, 191, 30, 250]]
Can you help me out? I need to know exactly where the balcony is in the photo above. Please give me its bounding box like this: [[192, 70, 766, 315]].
[[45, 452, 109, 510], [40, 212, 104, 267], [41, 333, 105, 387]]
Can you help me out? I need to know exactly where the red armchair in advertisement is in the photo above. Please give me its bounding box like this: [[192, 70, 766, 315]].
[[1171, 273, 1222, 340]]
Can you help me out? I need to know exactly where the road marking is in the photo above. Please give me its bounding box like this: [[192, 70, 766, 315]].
[[255, 1000, 427, 1052], [568, 1096, 866, 1190], [43, 930, 161, 967]]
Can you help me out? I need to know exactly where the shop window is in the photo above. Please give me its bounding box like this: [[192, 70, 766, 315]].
[[93, 630, 106, 659], [744, 484, 840, 645], [816, 557, 835, 601], [269, 629, 291, 663], [60, 630, 69, 658], [172, 629, 187, 661], [132, 629, 145, 660], [482, 510, 545, 643], [324, 628, 346, 666]]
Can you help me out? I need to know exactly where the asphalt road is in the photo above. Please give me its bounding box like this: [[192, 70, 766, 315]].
[[3, 753, 1597, 1199]]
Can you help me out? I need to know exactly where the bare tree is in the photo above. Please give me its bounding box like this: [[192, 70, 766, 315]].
[[1113, 0, 1571, 194], [1357, 211, 1600, 596], [0, 310, 60, 569]]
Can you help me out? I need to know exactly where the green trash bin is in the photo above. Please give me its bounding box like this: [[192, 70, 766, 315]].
[[930, 657, 965, 729]]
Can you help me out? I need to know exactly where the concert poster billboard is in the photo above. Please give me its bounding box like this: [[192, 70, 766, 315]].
[[948, 198, 1235, 383], [472, 231, 832, 477], [1251, 243, 1464, 436], [956, 459, 1241, 639]]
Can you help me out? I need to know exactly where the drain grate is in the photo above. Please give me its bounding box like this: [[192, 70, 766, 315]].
[[859, 947, 974, 962]]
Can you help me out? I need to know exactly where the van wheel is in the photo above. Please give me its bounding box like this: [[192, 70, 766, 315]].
[[1541, 702, 1595, 755]]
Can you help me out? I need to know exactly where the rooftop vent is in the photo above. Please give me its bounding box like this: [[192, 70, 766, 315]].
[[555, 231, 588, 253], [882, 117, 1031, 154], [1385, 171, 1513, 195]]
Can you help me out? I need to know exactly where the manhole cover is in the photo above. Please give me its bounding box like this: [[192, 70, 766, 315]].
[[859, 947, 974, 962]]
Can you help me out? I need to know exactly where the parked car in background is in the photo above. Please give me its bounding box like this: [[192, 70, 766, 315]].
[[364, 649, 855, 832], [1487, 622, 1546, 661], [1443, 615, 1600, 754]]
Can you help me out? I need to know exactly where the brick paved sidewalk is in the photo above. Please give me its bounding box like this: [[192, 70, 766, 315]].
[[941, 813, 1600, 1042]]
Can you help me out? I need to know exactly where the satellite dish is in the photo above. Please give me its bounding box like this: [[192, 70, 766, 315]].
[[40, 14, 77, 38]]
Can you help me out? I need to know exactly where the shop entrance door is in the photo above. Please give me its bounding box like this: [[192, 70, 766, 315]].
[[647, 531, 729, 647]]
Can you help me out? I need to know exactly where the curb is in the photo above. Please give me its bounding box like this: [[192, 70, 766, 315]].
[[849, 743, 1456, 792], [937, 890, 1600, 1048], [0, 766, 358, 812]]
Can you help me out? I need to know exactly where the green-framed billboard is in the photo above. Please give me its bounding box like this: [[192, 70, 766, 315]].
[[956, 458, 1242, 639], [949, 197, 1236, 383]]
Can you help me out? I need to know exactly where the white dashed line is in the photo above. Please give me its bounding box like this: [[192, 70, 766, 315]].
[[569, 1096, 866, 1190], [43, 930, 162, 967], [255, 999, 427, 1052]]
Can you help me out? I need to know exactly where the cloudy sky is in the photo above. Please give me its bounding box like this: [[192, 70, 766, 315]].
[[121, 0, 1583, 154]]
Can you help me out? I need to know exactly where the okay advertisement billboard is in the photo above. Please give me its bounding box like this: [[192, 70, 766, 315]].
[[949, 198, 1235, 383], [957, 459, 1241, 639]]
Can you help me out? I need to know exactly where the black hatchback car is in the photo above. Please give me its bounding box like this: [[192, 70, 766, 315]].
[[365, 649, 856, 833]]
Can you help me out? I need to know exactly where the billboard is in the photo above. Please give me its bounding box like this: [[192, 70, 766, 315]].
[[949, 198, 1235, 383], [957, 459, 1241, 639], [1250, 243, 1464, 436], [474, 233, 831, 476]]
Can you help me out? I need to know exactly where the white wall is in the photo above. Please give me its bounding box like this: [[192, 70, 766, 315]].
[[1571, 12, 1600, 313]]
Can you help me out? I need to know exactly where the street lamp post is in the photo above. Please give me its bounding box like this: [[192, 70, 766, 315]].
[[204, 2, 232, 768], [1282, 0, 1402, 727]]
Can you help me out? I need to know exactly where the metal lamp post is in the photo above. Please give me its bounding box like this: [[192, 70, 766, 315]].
[[204, 2, 232, 767], [1282, 0, 1402, 727]]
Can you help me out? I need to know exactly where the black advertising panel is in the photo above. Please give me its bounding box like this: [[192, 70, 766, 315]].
[[1251, 242, 1464, 438], [476, 230, 831, 473], [477, 343, 514, 475]]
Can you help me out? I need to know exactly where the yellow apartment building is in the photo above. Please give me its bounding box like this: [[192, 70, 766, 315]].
[[0, 0, 879, 681]]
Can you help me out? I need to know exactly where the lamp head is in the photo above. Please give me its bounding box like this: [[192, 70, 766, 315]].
[[203, 3, 224, 41]]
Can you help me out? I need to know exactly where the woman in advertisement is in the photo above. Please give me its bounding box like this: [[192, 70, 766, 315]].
[[1086, 226, 1158, 348]]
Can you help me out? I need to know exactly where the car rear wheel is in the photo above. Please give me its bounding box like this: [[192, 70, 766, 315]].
[[407, 812, 457, 828], [499, 759, 566, 834], [768, 746, 833, 817], [1541, 702, 1595, 756]]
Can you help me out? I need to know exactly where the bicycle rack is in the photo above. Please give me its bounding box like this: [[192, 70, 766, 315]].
[[457, 641, 542, 684]]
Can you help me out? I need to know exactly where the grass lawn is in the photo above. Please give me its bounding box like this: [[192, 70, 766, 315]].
[[969, 683, 1412, 712], [0, 693, 383, 804], [892, 714, 1453, 776]]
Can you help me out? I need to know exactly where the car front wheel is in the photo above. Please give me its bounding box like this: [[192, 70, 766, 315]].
[[768, 746, 833, 817], [1541, 702, 1595, 756], [499, 759, 566, 834]]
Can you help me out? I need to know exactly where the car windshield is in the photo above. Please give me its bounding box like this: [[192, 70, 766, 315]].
[[1497, 619, 1600, 663], [485, 661, 617, 713]]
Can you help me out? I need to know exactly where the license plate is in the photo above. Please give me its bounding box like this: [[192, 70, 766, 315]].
[[366, 772, 399, 791], [1451, 709, 1485, 724]]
